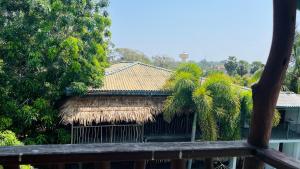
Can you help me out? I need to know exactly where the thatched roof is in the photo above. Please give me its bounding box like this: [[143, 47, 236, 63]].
[[60, 96, 166, 125]]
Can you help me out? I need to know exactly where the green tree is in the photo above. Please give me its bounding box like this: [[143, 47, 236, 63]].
[[0, 0, 110, 144], [250, 61, 264, 74], [151, 55, 178, 69], [287, 31, 300, 93], [224, 56, 238, 76], [163, 64, 241, 141], [236, 60, 249, 76], [114, 48, 151, 64], [240, 90, 281, 127]]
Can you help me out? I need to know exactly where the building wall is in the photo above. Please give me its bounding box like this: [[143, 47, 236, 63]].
[[284, 107, 300, 133]]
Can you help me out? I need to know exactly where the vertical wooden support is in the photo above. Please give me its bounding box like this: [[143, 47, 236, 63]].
[[171, 159, 186, 169], [2, 165, 19, 169], [243, 0, 297, 169], [134, 160, 146, 169], [95, 161, 111, 169]]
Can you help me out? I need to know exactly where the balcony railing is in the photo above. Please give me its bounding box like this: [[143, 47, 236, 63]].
[[0, 141, 299, 169]]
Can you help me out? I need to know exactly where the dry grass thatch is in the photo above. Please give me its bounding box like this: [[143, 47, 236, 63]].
[[60, 96, 166, 125]]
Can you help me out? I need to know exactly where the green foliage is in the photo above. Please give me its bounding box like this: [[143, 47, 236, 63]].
[[0, 130, 32, 169], [232, 75, 251, 87], [202, 73, 241, 140], [151, 55, 178, 70], [163, 63, 202, 121], [164, 64, 241, 141], [57, 128, 71, 144], [285, 31, 300, 93], [197, 59, 225, 74], [236, 60, 249, 76], [0, 0, 110, 144], [240, 90, 281, 127], [193, 87, 217, 140], [272, 109, 281, 127], [249, 68, 263, 85], [0, 130, 22, 146], [224, 56, 238, 76], [250, 61, 264, 74], [114, 48, 151, 64]]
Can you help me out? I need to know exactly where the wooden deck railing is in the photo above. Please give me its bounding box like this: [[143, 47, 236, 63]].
[[0, 141, 299, 169]]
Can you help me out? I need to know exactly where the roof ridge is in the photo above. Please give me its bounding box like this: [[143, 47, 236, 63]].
[[105, 62, 173, 76], [105, 62, 138, 76], [134, 62, 173, 73]]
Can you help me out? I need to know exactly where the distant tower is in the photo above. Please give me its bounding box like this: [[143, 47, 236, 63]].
[[179, 52, 189, 62]]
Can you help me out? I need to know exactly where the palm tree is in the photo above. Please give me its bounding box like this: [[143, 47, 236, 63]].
[[163, 63, 241, 169]]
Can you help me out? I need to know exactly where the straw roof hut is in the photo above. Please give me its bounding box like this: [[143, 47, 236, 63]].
[[60, 62, 172, 125]]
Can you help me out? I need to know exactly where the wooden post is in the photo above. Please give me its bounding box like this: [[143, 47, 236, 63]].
[[171, 159, 186, 169], [95, 161, 111, 169], [134, 160, 146, 169], [243, 0, 296, 169]]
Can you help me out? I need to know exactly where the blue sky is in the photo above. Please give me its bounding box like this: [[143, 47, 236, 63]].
[[108, 0, 300, 63]]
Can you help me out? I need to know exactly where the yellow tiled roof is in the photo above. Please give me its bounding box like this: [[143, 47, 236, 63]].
[[92, 62, 172, 92]]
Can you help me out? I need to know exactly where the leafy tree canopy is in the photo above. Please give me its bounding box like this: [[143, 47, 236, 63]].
[[113, 48, 151, 64], [0, 130, 22, 146], [0, 0, 110, 144], [240, 90, 281, 127], [152, 55, 178, 70], [236, 60, 249, 76], [164, 63, 241, 141], [224, 56, 238, 76], [250, 61, 264, 74]]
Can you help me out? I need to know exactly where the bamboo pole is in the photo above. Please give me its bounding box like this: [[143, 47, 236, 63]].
[[243, 0, 296, 169]]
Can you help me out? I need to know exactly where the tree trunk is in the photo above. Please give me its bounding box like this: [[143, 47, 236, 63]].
[[187, 113, 198, 169], [243, 0, 296, 169]]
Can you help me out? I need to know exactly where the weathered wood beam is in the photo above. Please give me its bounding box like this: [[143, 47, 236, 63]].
[[244, 0, 297, 168], [0, 141, 252, 164], [256, 148, 300, 169]]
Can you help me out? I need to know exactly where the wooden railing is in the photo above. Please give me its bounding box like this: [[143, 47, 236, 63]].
[[0, 141, 299, 169]]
